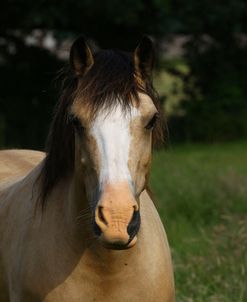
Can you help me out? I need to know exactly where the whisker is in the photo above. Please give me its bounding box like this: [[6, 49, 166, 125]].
[[75, 221, 92, 229], [77, 207, 92, 214], [76, 213, 93, 221], [74, 216, 94, 229]]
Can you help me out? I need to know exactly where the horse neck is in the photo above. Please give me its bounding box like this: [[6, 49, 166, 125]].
[[61, 171, 93, 239]]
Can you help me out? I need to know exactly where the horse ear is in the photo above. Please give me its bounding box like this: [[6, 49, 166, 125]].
[[134, 35, 154, 83], [70, 36, 94, 76]]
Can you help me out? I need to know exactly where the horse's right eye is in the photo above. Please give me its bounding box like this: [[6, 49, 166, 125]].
[[69, 115, 84, 135]]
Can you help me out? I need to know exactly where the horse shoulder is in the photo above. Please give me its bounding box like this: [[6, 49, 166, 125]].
[[0, 149, 45, 184], [138, 190, 175, 302], [0, 159, 44, 302]]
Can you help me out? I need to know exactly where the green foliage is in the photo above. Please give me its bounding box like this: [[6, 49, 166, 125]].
[[1, 0, 171, 49], [1, 0, 247, 147], [166, 0, 247, 142], [0, 36, 61, 149], [150, 142, 247, 301], [172, 0, 247, 34], [175, 37, 247, 142], [0, 0, 172, 149]]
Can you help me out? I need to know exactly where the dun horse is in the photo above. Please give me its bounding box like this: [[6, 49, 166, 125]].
[[0, 36, 174, 301]]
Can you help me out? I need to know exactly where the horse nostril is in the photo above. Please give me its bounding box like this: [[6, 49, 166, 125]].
[[127, 210, 141, 240], [133, 204, 139, 212], [98, 206, 107, 226]]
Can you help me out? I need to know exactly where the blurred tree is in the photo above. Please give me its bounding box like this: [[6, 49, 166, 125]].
[[1, 0, 171, 49], [1, 0, 247, 147], [0, 0, 172, 149], [168, 0, 247, 141], [0, 35, 61, 148]]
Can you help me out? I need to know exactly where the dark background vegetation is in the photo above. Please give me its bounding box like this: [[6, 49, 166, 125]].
[[1, 0, 247, 148]]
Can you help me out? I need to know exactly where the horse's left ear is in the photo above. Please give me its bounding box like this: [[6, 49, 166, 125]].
[[134, 35, 154, 83], [70, 36, 94, 76]]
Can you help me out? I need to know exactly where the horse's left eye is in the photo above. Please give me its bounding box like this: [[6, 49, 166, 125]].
[[145, 114, 158, 130]]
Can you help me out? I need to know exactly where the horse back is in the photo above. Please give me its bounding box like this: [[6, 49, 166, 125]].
[[0, 149, 45, 184]]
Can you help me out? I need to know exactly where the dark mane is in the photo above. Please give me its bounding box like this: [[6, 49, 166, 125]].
[[38, 49, 165, 207]]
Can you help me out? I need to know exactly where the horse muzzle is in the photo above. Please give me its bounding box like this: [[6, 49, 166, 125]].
[[94, 182, 140, 250]]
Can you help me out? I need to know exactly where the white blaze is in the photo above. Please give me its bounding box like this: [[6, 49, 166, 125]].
[[91, 104, 139, 187]]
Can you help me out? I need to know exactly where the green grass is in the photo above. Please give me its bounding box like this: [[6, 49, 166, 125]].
[[150, 142, 247, 302]]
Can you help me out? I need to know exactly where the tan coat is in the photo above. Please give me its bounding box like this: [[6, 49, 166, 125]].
[[0, 150, 174, 302]]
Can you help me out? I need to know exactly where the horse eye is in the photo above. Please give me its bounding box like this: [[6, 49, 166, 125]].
[[69, 115, 84, 134], [145, 113, 158, 130]]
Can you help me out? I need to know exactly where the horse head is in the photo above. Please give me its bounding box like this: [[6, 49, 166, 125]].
[[40, 36, 164, 250]]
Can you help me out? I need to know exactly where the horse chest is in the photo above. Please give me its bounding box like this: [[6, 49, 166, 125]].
[[22, 244, 170, 302], [42, 264, 166, 302]]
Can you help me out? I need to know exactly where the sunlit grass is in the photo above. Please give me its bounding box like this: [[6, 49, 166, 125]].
[[150, 142, 247, 301]]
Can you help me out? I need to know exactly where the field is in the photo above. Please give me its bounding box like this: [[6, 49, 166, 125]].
[[150, 142, 247, 302]]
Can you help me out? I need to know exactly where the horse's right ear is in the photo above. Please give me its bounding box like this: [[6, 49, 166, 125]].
[[70, 36, 94, 76]]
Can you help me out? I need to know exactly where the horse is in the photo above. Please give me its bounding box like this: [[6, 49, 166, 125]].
[[0, 36, 174, 302]]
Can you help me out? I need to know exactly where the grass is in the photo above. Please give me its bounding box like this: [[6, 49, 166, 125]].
[[150, 142, 247, 302]]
